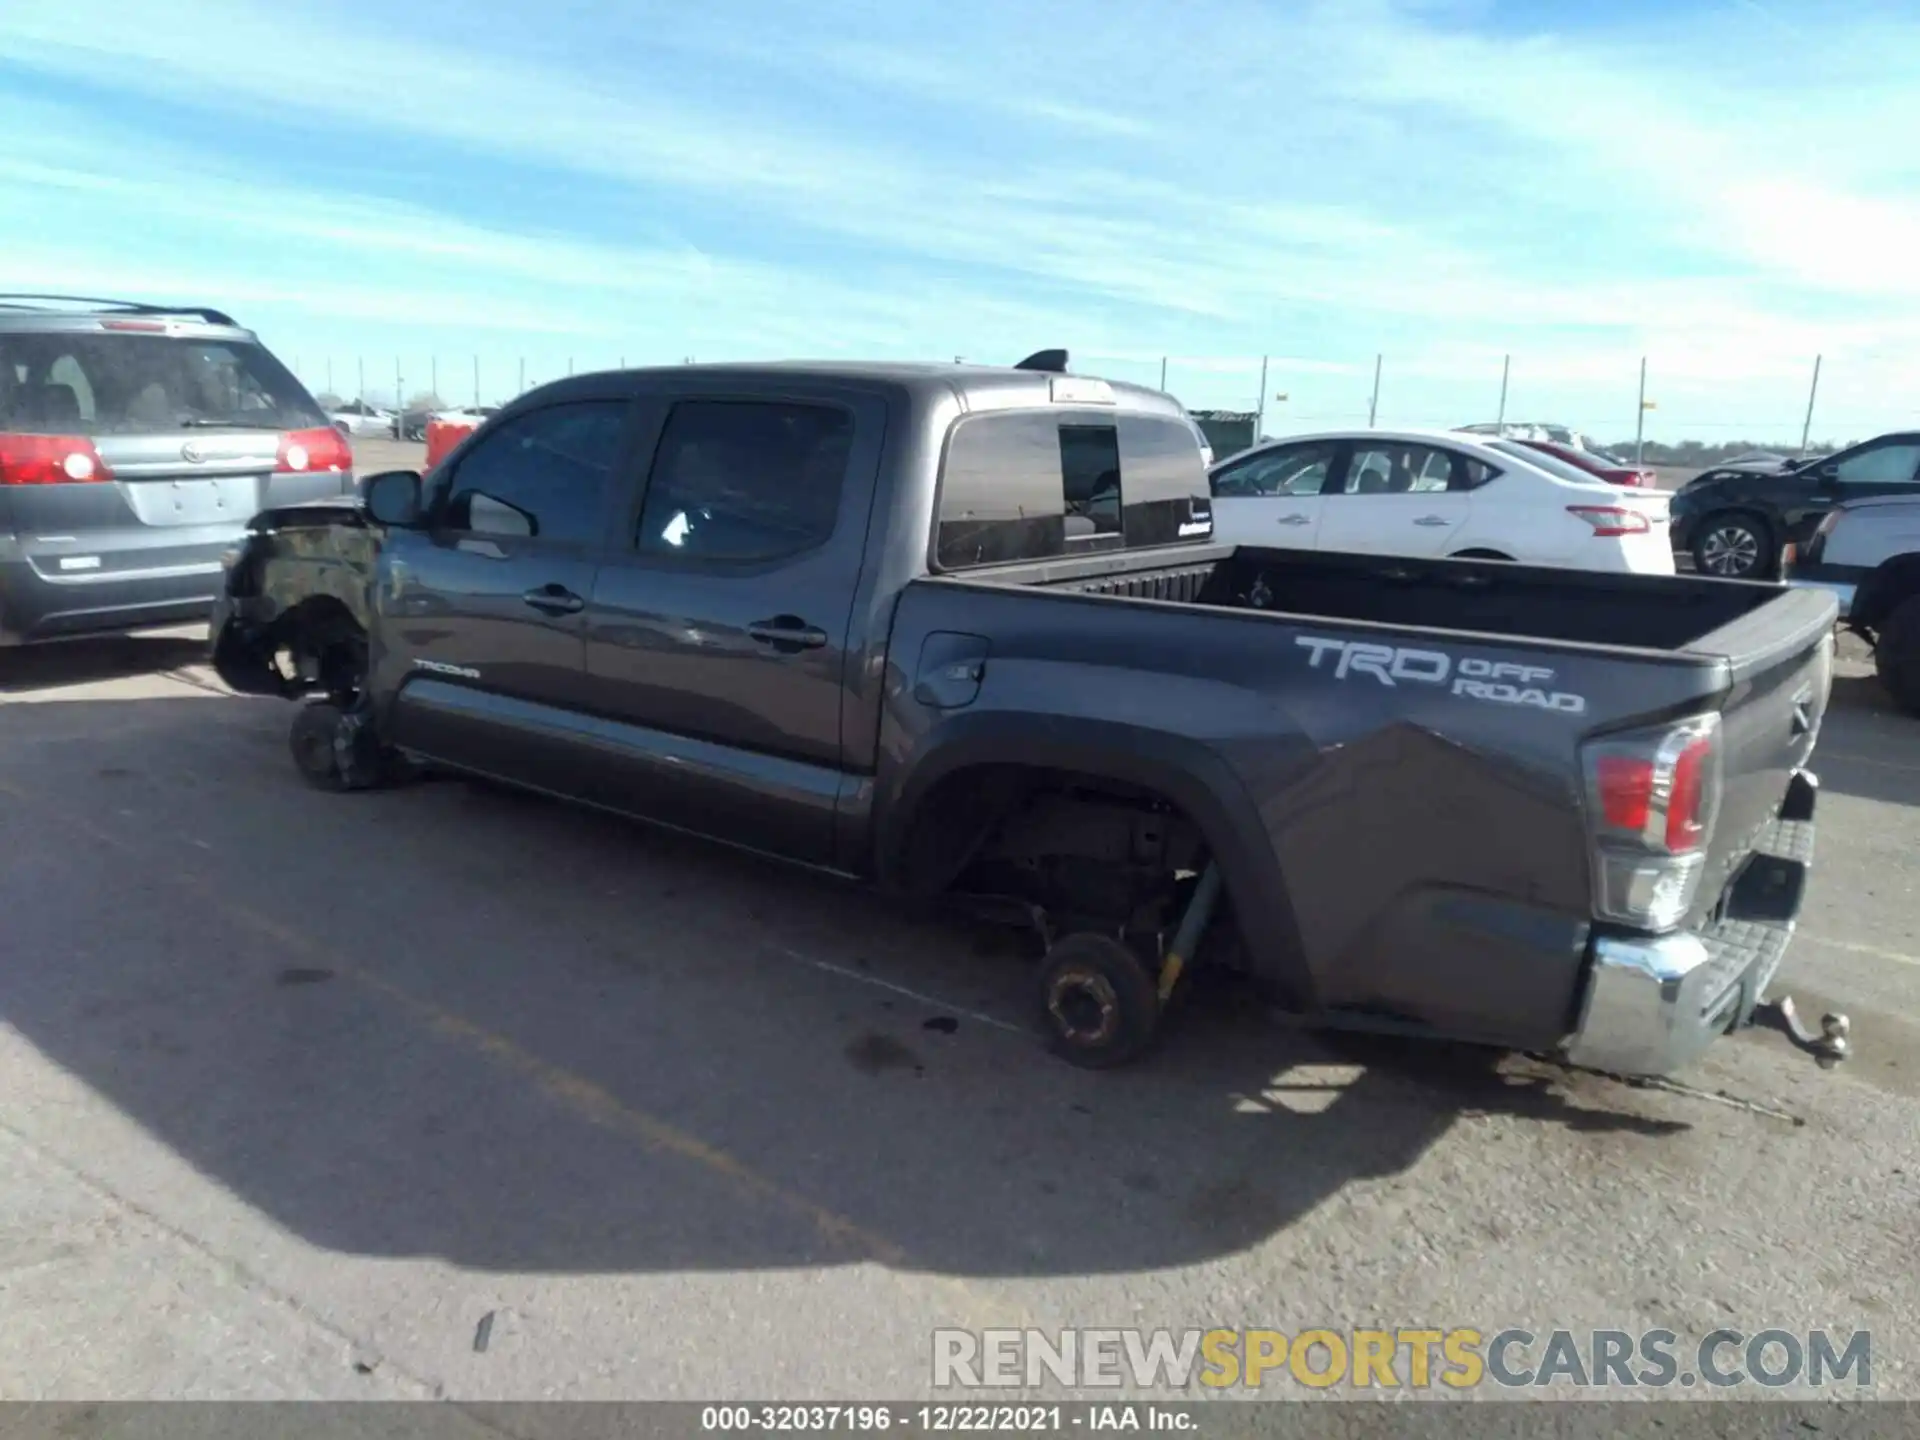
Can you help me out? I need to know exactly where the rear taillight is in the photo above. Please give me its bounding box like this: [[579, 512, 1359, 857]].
[[0, 433, 113, 485], [1568, 504, 1650, 536], [1581, 714, 1723, 930], [277, 426, 352, 474]]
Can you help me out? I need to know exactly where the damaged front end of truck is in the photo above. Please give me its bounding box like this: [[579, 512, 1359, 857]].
[[210, 498, 380, 708]]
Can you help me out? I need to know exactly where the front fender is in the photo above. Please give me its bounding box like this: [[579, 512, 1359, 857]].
[[207, 516, 382, 697]]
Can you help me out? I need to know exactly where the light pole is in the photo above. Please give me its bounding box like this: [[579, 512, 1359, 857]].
[[1633, 358, 1657, 467], [1799, 355, 1823, 458]]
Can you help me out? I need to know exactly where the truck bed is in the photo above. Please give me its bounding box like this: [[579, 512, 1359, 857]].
[[962, 543, 1825, 660], [899, 539, 1836, 1030]]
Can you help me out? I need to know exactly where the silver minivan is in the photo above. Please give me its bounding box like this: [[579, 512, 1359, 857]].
[[0, 295, 353, 646]]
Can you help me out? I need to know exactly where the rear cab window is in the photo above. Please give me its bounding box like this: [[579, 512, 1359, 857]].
[[934, 408, 1212, 570], [0, 333, 324, 436]]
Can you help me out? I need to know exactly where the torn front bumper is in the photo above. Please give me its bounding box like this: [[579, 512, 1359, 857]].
[[1564, 770, 1821, 1077]]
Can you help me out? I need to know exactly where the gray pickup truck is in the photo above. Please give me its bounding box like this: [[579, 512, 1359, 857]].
[[209, 354, 1846, 1076]]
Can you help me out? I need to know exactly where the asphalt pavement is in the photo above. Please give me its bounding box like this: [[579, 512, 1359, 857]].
[[0, 622, 1914, 1406]]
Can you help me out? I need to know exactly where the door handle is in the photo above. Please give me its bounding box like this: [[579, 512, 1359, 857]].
[[522, 584, 586, 615], [1412, 515, 1453, 527], [747, 615, 829, 651], [1275, 513, 1313, 526]]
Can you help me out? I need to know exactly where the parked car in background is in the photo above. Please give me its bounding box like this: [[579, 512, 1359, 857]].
[[1456, 421, 1615, 459], [1669, 431, 1920, 580], [1785, 493, 1920, 715], [1513, 438, 1659, 489], [326, 399, 394, 438], [393, 405, 439, 442], [430, 404, 501, 428], [0, 293, 351, 646], [1209, 427, 1673, 574], [1719, 450, 1795, 471]]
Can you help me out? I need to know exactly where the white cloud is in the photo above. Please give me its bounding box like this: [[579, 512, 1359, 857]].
[[3, 0, 1917, 435]]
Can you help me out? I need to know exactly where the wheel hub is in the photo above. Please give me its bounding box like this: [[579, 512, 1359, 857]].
[[1701, 525, 1759, 575], [1049, 969, 1120, 1045]]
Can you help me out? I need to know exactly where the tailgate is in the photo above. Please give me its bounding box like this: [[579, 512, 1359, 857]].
[[1686, 586, 1837, 897]]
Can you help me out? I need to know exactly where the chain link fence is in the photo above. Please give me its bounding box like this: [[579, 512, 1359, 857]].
[[291, 349, 1912, 469]]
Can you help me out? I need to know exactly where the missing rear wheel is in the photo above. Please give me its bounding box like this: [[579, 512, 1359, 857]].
[[1035, 932, 1162, 1069]]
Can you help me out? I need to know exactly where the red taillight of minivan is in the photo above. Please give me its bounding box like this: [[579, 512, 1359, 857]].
[[276, 426, 353, 475], [1582, 714, 1723, 930], [0, 433, 114, 485]]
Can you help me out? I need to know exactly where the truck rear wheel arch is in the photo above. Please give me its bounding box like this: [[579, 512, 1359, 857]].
[[877, 718, 1315, 1009]]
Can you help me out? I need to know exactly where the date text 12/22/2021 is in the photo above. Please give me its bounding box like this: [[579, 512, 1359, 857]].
[[700, 1406, 1195, 1433]]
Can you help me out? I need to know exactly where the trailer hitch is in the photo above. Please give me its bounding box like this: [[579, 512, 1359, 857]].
[[1750, 995, 1850, 1068]]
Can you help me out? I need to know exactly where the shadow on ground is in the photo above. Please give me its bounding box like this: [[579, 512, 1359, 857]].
[[0, 692, 1688, 1282], [0, 631, 211, 694]]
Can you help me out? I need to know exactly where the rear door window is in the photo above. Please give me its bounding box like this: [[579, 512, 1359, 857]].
[[635, 400, 854, 562], [0, 335, 325, 435], [1339, 442, 1459, 494]]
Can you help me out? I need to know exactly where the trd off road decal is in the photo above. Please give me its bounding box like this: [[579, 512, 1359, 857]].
[[1295, 636, 1587, 715]]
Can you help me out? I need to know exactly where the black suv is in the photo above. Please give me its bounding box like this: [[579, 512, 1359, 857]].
[[1669, 431, 1920, 579]]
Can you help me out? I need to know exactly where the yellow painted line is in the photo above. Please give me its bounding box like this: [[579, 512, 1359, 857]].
[[1800, 933, 1920, 970], [0, 775, 1034, 1331]]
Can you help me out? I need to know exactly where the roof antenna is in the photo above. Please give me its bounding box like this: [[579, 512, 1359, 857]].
[[1014, 348, 1069, 374]]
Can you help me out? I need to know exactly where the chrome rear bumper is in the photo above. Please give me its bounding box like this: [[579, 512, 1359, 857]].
[[1564, 771, 1818, 1077]]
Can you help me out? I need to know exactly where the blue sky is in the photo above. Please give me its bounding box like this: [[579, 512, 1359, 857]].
[[2, 0, 1915, 443]]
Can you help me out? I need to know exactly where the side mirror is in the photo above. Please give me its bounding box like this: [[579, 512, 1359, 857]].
[[362, 469, 424, 527], [1816, 461, 1840, 484], [332, 418, 352, 437]]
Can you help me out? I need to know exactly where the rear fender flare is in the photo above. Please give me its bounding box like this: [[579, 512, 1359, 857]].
[[875, 711, 1315, 1008]]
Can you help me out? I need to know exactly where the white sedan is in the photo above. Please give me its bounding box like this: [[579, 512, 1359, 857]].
[[1208, 427, 1674, 574], [431, 405, 501, 426], [326, 400, 396, 438]]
